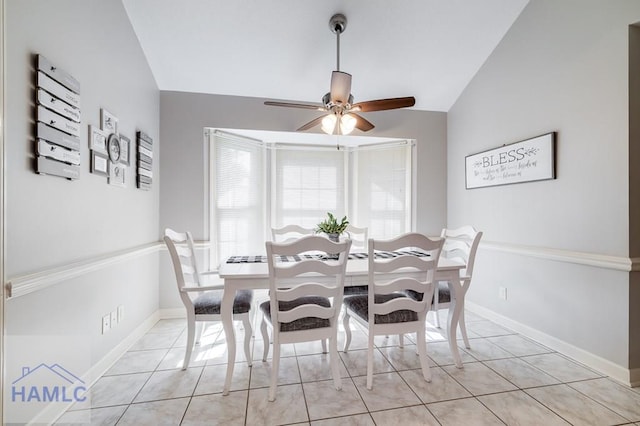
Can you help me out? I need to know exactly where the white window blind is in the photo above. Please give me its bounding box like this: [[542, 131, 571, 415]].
[[353, 144, 411, 239], [210, 132, 265, 265], [273, 148, 346, 229]]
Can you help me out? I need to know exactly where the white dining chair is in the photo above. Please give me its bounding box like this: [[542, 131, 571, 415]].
[[345, 224, 368, 251], [260, 235, 351, 401], [430, 225, 483, 348], [270, 224, 315, 242], [343, 232, 443, 389], [164, 228, 254, 369]]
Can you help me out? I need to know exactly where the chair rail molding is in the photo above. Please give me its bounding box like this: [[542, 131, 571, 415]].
[[480, 240, 638, 272], [5, 242, 162, 299]]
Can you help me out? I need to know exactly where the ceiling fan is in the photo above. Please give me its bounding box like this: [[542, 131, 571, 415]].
[[264, 13, 416, 135]]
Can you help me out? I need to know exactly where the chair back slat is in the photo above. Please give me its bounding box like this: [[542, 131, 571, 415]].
[[277, 304, 335, 324], [271, 224, 315, 243], [375, 276, 435, 295], [273, 259, 347, 278], [175, 245, 192, 258], [373, 254, 436, 273], [372, 297, 424, 316], [276, 282, 338, 301]]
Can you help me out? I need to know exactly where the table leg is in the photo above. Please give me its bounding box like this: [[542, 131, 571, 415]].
[[222, 284, 237, 396], [445, 272, 464, 369]]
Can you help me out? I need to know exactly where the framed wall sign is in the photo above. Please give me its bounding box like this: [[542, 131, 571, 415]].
[[109, 162, 125, 187], [91, 151, 108, 176], [465, 132, 556, 189], [89, 125, 107, 153], [119, 134, 130, 166], [101, 108, 118, 134], [35, 54, 82, 179]]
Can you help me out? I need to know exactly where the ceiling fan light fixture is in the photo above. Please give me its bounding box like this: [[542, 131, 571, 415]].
[[340, 113, 356, 135], [321, 114, 338, 134]]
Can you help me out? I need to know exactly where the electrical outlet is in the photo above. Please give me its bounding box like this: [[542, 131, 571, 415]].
[[117, 305, 124, 323], [102, 314, 111, 334], [499, 287, 507, 300], [110, 310, 118, 327]]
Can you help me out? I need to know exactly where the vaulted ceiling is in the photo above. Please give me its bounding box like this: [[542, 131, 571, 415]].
[[123, 0, 529, 112]]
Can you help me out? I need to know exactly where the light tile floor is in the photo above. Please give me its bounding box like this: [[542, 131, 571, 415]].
[[57, 310, 640, 425]]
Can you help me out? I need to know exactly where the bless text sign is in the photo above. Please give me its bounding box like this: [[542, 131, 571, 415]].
[[465, 133, 556, 189]]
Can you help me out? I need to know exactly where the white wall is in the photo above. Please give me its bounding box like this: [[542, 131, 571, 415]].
[[448, 0, 640, 383], [158, 91, 448, 309], [4, 0, 160, 422]]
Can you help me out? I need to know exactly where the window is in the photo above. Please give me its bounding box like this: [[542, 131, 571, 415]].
[[208, 130, 414, 262], [353, 144, 411, 239], [210, 132, 265, 264], [273, 148, 346, 228]]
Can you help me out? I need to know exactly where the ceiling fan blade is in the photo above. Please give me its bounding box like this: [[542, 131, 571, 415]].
[[296, 116, 325, 132], [330, 71, 352, 104], [351, 113, 375, 132], [352, 96, 416, 112], [264, 101, 325, 111]]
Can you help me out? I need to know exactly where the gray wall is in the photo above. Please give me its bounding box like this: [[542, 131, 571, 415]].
[[448, 0, 640, 375], [4, 0, 160, 420], [159, 91, 447, 239]]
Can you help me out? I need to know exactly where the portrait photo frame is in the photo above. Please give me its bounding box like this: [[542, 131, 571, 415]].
[[90, 150, 108, 177], [108, 161, 126, 187], [100, 108, 118, 134], [119, 134, 130, 166], [88, 125, 108, 154]]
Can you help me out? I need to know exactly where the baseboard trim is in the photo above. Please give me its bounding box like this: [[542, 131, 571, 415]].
[[32, 311, 160, 425], [480, 240, 638, 272], [466, 301, 634, 387], [159, 308, 186, 319]]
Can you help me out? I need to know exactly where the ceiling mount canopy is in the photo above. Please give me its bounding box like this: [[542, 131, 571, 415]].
[[264, 13, 416, 136]]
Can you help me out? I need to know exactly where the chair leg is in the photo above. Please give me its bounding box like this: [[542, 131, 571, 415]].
[[416, 322, 432, 383], [195, 322, 204, 345], [366, 331, 375, 390], [398, 334, 404, 348], [242, 316, 253, 367], [329, 335, 342, 391], [260, 318, 270, 362], [342, 311, 352, 352], [268, 342, 280, 402], [459, 309, 471, 349], [433, 289, 441, 328], [183, 317, 196, 370], [322, 339, 328, 354]]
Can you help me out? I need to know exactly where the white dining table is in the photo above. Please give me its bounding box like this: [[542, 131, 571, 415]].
[[218, 255, 466, 395]]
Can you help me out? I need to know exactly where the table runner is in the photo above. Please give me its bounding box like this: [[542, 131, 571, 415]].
[[226, 250, 430, 264]]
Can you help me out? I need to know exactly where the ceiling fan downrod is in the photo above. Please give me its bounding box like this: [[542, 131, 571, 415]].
[[329, 14, 347, 71]]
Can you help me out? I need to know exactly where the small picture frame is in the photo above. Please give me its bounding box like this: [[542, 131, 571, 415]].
[[101, 108, 118, 134], [109, 161, 126, 187], [88, 125, 107, 154], [119, 134, 130, 165], [91, 151, 108, 176]]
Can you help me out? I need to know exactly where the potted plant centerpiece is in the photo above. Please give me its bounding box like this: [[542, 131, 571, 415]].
[[316, 212, 349, 243]]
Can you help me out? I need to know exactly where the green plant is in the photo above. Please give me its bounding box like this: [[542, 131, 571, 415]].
[[316, 212, 349, 235]]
